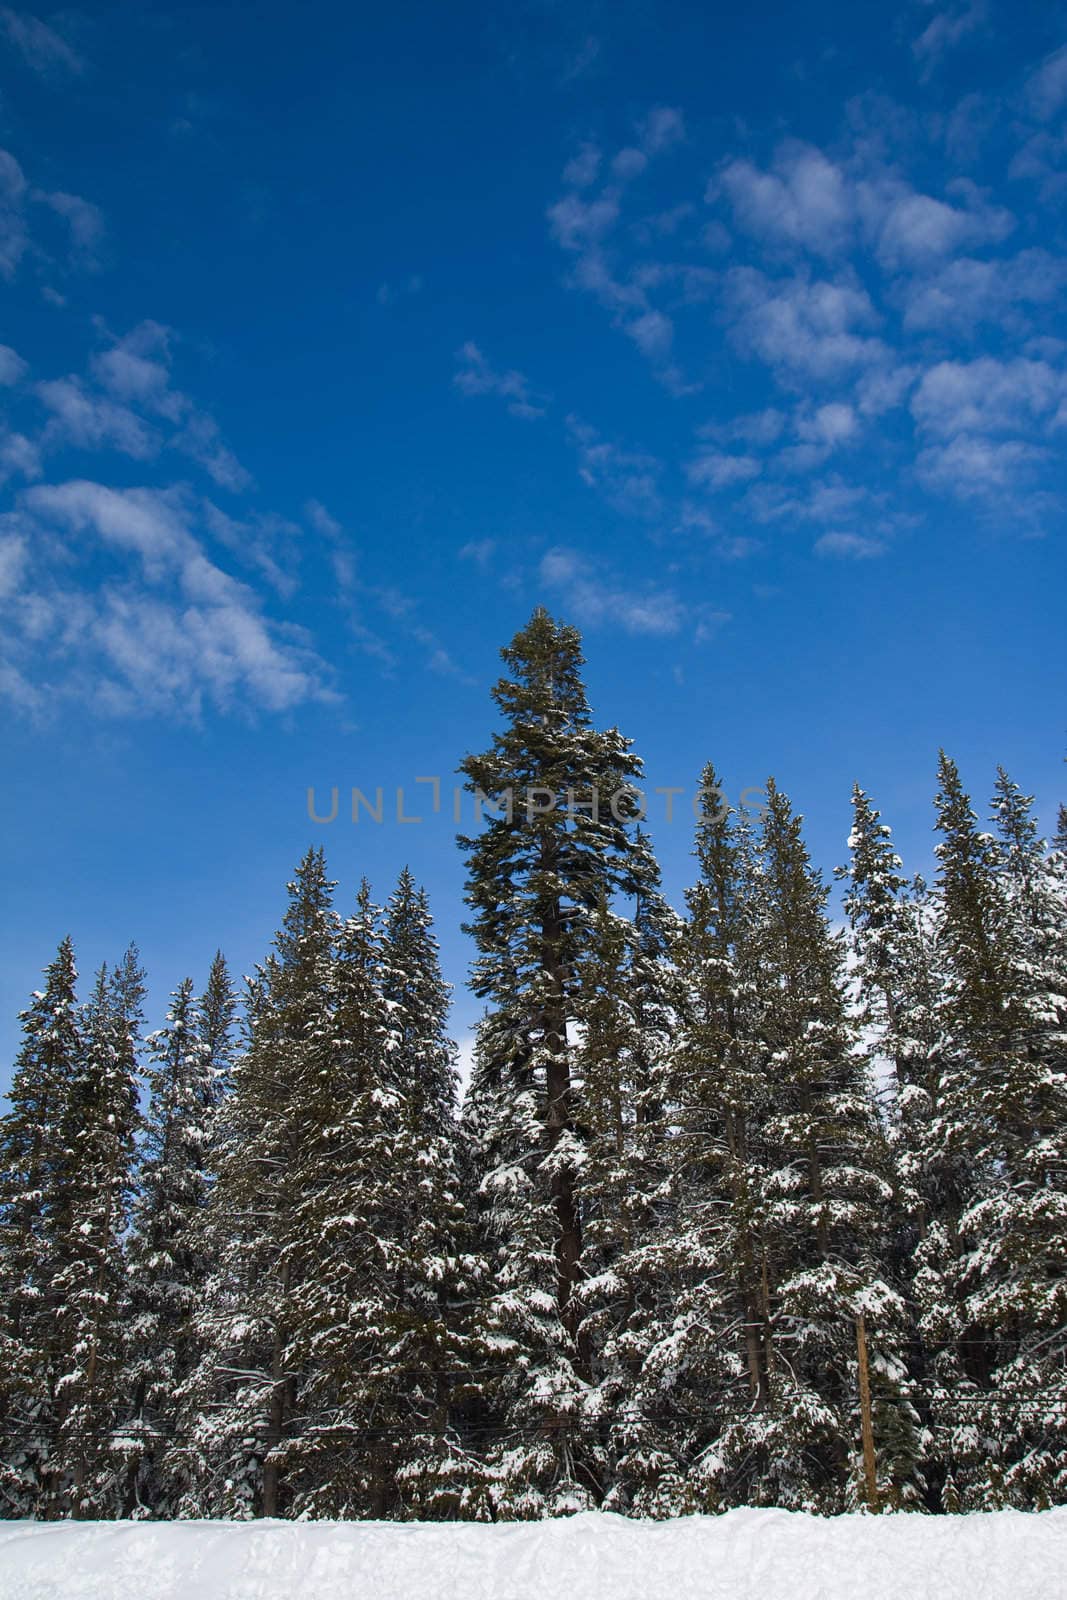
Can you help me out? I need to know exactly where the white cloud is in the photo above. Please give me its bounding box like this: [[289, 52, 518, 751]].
[[686, 450, 760, 488], [797, 402, 858, 446], [911, 357, 1066, 437], [612, 147, 647, 181], [305, 498, 343, 542], [900, 250, 1067, 334], [704, 408, 787, 446], [1024, 43, 1067, 122], [854, 363, 917, 417], [203, 501, 301, 597], [912, 2, 987, 76], [814, 530, 885, 559], [453, 341, 546, 418], [37, 377, 157, 458], [742, 474, 875, 527], [563, 143, 601, 188], [90, 322, 182, 417], [639, 106, 686, 155], [0, 148, 28, 279], [717, 143, 851, 256], [567, 415, 662, 518], [625, 309, 674, 362], [849, 169, 1013, 272], [33, 189, 105, 267], [917, 434, 1046, 497], [458, 538, 495, 568], [724, 268, 887, 384], [0, 427, 42, 484], [7, 480, 336, 719], [0, 342, 27, 384], [0, 529, 26, 596], [1, 8, 84, 78], [42, 323, 252, 489], [171, 411, 252, 491], [547, 189, 620, 252], [539, 545, 688, 636]]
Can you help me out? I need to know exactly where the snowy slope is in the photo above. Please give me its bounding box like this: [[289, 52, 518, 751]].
[[1, 1508, 1065, 1600]]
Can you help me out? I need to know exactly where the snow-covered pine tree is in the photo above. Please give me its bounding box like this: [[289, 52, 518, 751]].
[[839, 785, 943, 1507], [46, 947, 145, 1517], [459, 607, 649, 1515], [117, 977, 218, 1516], [178, 849, 340, 1518], [362, 868, 494, 1519], [572, 832, 684, 1517], [200, 951, 239, 1111], [662, 770, 775, 1513], [937, 765, 1067, 1508], [273, 876, 408, 1518], [705, 781, 918, 1514], [154, 954, 237, 1519], [0, 938, 83, 1517], [180, 856, 479, 1520]]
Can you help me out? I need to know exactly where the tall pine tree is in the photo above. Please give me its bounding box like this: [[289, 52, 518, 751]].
[[460, 608, 652, 1514]]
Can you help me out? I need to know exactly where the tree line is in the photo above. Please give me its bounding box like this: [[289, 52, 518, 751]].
[[1, 608, 1064, 1521]]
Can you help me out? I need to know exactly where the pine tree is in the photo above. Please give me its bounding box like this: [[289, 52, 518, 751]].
[[180, 850, 340, 1518], [459, 607, 649, 1515], [47, 947, 145, 1517], [200, 951, 239, 1110], [0, 939, 83, 1517], [703, 781, 919, 1513], [662, 772, 775, 1514], [572, 835, 683, 1517], [839, 786, 943, 1507], [117, 977, 218, 1516], [364, 868, 494, 1518], [929, 763, 1067, 1507]]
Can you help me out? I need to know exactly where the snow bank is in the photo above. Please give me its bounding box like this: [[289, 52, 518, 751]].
[[2, 1507, 1064, 1600]]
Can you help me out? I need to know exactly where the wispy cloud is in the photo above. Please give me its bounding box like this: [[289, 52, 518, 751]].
[[0, 8, 85, 80], [547, 108, 693, 391], [2, 481, 337, 720], [0, 145, 104, 284], [0, 342, 28, 385], [539, 545, 693, 636], [458, 538, 496, 569], [814, 530, 885, 559], [453, 341, 548, 418], [0, 149, 29, 279], [912, 2, 988, 78], [1024, 44, 1067, 123], [723, 269, 887, 385], [39, 321, 252, 490], [32, 189, 105, 268], [376, 273, 423, 306], [567, 415, 663, 519]]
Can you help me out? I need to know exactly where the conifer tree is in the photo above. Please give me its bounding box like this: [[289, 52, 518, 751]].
[[362, 868, 494, 1518], [840, 786, 944, 1507], [459, 607, 649, 1514], [48, 948, 145, 1517], [200, 951, 239, 1110], [0, 939, 82, 1516], [704, 782, 920, 1513], [663, 773, 774, 1513], [180, 849, 339, 1518], [928, 762, 1067, 1507], [118, 977, 218, 1516], [572, 837, 683, 1517]]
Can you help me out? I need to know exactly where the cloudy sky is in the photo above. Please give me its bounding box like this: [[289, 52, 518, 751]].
[[1, 0, 1064, 1072]]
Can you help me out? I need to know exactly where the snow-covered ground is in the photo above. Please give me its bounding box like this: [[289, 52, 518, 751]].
[[1, 1508, 1064, 1600]]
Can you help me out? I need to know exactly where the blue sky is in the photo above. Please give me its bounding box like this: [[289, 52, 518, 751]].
[[1, 0, 1065, 1084]]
